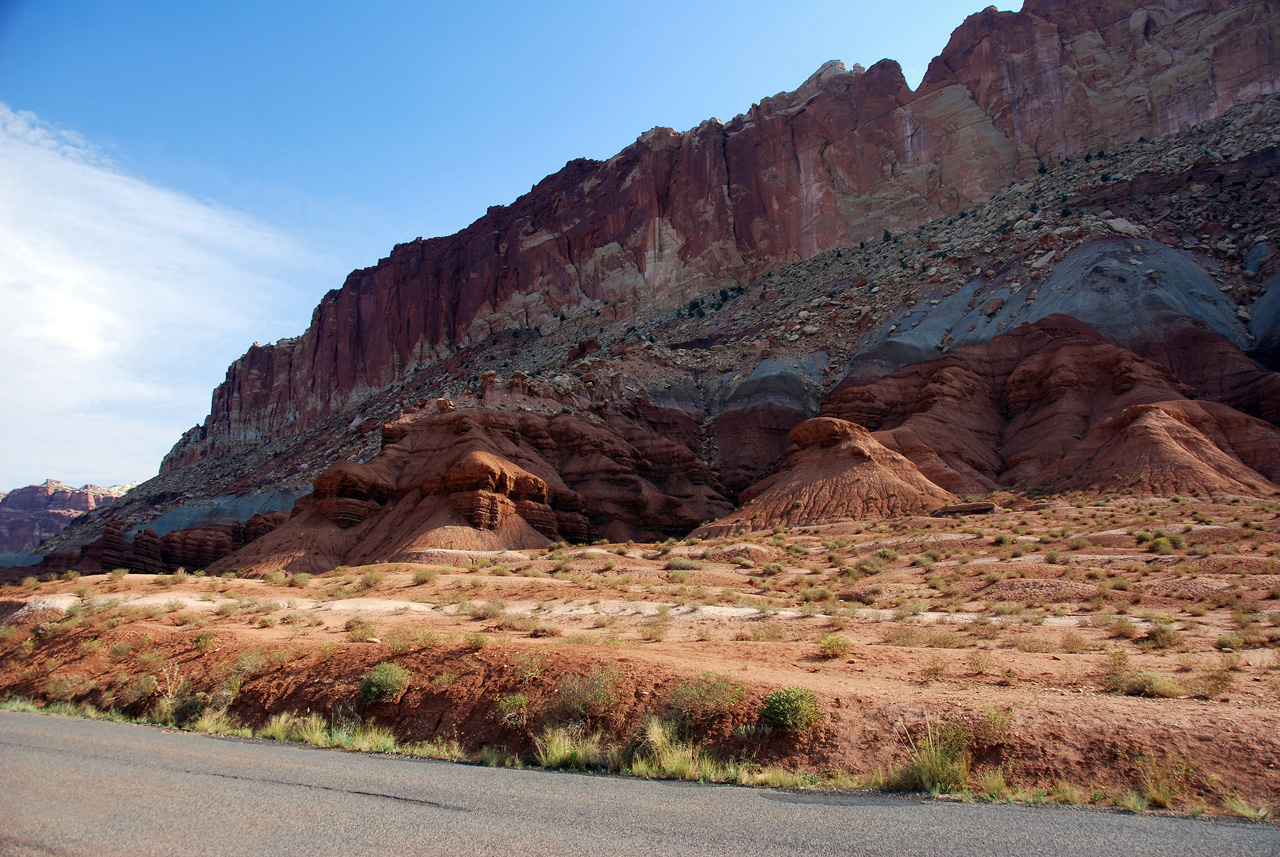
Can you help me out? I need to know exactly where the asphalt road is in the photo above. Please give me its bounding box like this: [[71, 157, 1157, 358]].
[[1, 710, 1277, 857]]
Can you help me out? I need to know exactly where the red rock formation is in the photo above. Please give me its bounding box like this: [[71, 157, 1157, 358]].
[[0, 480, 131, 554], [694, 417, 955, 535], [918, 1, 1279, 156], [823, 315, 1280, 497], [1036, 399, 1280, 497], [163, 0, 1280, 470], [212, 408, 734, 575]]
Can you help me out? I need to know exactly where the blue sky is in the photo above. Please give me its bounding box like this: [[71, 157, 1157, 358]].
[[0, 0, 1015, 491]]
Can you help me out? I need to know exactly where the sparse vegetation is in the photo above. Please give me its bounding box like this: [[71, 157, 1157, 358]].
[[358, 662, 410, 701]]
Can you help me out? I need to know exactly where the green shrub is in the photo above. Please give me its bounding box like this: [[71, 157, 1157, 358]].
[[359, 662, 411, 701], [759, 686, 822, 733], [262, 570, 286, 585], [818, 634, 852, 660], [192, 631, 215, 653], [664, 557, 703, 571], [667, 671, 744, 727], [889, 716, 972, 794], [495, 692, 530, 727]]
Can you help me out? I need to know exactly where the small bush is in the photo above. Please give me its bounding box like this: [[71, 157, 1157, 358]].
[[554, 665, 623, 722], [464, 631, 489, 651], [818, 634, 852, 660], [262, 570, 286, 585], [759, 686, 822, 733], [1140, 624, 1182, 650], [192, 631, 215, 653], [667, 671, 744, 727], [288, 573, 312, 588], [1125, 672, 1185, 698], [888, 716, 971, 794], [344, 617, 377, 642], [359, 662, 411, 701], [664, 557, 702, 572], [413, 568, 437, 586], [495, 692, 530, 727]]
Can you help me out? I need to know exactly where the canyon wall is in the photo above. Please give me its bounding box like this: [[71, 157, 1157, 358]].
[[164, 0, 1280, 470]]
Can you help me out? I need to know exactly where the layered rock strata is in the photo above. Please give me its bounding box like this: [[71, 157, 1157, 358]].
[[166, 0, 1280, 467]]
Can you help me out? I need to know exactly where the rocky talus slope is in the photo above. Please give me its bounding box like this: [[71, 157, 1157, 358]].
[[17, 0, 1280, 577]]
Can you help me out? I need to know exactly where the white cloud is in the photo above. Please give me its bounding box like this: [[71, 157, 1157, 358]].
[[0, 103, 324, 490]]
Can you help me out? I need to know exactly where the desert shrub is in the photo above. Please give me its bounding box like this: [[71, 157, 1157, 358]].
[[288, 573, 312, 588], [1140, 623, 1182, 650], [359, 570, 386, 590], [512, 650, 548, 685], [664, 557, 702, 571], [46, 674, 92, 702], [119, 674, 159, 707], [1124, 672, 1185, 698], [759, 686, 822, 733], [495, 692, 530, 727], [888, 716, 971, 794], [359, 662, 411, 701], [667, 671, 744, 727], [412, 568, 437, 586], [464, 631, 489, 651], [1107, 617, 1137, 639], [801, 586, 832, 603], [818, 634, 852, 660], [553, 665, 623, 722], [262, 570, 286, 585], [1099, 650, 1132, 693], [192, 631, 215, 653], [470, 599, 506, 620], [344, 617, 376, 642]]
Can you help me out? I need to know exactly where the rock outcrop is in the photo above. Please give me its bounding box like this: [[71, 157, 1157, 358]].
[[211, 408, 733, 575], [163, 0, 1280, 469], [0, 481, 132, 558], [824, 315, 1280, 498], [695, 417, 955, 535]]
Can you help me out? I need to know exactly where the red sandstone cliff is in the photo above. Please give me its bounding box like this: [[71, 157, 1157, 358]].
[[164, 0, 1280, 470], [0, 481, 132, 555]]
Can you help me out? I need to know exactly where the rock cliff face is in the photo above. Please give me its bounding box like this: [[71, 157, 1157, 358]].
[[164, 0, 1280, 468], [0, 481, 132, 557]]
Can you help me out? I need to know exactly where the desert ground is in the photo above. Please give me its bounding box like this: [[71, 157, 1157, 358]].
[[3, 493, 1279, 819]]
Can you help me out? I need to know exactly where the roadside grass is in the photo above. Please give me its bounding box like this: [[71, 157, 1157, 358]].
[[0, 693, 1273, 819]]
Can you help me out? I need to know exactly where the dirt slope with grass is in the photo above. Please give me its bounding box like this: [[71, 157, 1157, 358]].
[[4, 494, 1280, 817]]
